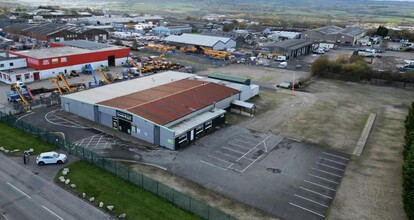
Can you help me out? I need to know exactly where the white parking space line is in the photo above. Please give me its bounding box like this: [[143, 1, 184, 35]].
[[239, 154, 263, 173], [294, 194, 329, 208], [304, 180, 336, 191], [311, 168, 342, 177], [200, 160, 227, 171], [307, 173, 339, 184], [289, 202, 325, 218], [319, 157, 347, 166], [42, 206, 64, 220], [208, 155, 233, 165], [222, 146, 246, 155], [322, 152, 349, 161], [216, 151, 238, 159], [228, 142, 251, 150], [7, 182, 31, 199], [299, 187, 333, 199], [316, 162, 345, 171], [227, 135, 271, 170]]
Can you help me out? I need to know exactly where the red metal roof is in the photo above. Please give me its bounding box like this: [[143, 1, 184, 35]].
[[98, 79, 239, 125]]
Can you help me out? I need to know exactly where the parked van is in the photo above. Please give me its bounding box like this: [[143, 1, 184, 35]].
[[279, 62, 288, 68], [275, 56, 287, 61]]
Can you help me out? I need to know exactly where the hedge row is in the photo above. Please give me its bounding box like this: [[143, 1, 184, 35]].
[[403, 102, 414, 220]]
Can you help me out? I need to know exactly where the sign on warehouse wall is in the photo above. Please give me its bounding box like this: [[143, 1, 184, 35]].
[[116, 110, 133, 122]]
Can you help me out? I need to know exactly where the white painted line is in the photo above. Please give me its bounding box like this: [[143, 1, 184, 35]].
[[42, 206, 64, 220], [307, 173, 339, 184], [299, 186, 333, 199], [7, 182, 31, 199], [228, 142, 251, 150], [207, 155, 232, 165], [200, 160, 227, 171], [311, 168, 342, 177], [45, 110, 88, 129], [237, 134, 260, 142], [319, 157, 347, 166], [16, 112, 35, 122], [95, 135, 104, 149], [294, 194, 328, 208], [304, 180, 336, 191], [232, 138, 254, 145], [239, 154, 263, 173], [0, 212, 9, 220], [222, 146, 245, 155], [227, 141, 253, 150], [227, 135, 271, 170], [322, 152, 349, 161], [316, 162, 345, 171], [289, 202, 325, 218], [218, 151, 238, 159], [85, 136, 96, 148]]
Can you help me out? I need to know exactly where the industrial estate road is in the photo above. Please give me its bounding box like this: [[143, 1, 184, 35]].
[[0, 153, 112, 220]]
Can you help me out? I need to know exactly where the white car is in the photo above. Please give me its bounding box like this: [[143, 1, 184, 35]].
[[36, 151, 67, 165]]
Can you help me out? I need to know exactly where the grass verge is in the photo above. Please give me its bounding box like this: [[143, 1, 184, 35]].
[[0, 122, 56, 156], [56, 160, 199, 220]]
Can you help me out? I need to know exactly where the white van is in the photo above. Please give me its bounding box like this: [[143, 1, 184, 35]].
[[279, 62, 288, 68], [275, 56, 287, 61]]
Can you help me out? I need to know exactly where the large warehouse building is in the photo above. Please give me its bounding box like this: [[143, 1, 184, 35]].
[[2, 40, 129, 84], [61, 71, 259, 150], [3, 23, 109, 42], [164, 34, 236, 51]]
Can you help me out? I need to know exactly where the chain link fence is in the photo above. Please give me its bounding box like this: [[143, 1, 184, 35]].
[[0, 111, 236, 220]]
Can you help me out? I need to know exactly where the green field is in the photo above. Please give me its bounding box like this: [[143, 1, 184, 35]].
[[56, 161, 199, 220], [0, 122, 56, 156]]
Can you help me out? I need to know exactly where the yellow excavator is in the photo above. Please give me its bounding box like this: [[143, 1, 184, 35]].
[[97, 68, 111, 84], [10, 83, 29, 107], [49, 78, 63, 95], [57, 73, 74, 93]]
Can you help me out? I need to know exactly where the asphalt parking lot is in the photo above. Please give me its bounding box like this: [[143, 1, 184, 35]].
[[170, 125, 350, 220], [18, 105, 350, 220]]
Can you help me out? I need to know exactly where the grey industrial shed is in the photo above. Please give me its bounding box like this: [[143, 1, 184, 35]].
[[301, 26, 366, 46], [268, 39, 315, 59], [164, 34, 236, 50], [60, 71, 257, 150]]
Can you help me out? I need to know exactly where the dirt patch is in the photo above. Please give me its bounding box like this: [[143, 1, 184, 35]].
[[129, 163, 278, 220]]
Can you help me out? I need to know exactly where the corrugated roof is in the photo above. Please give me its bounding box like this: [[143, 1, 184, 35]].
[[271, 39, 314, 50], [164, 33, 232, 47], [12, 44, 123, 59], [310, 25, 366, 37], [59, 40, 111, 50], [4, 23, 104, 36], [62, 71, 194, 104], [98, 79, 239, 125]]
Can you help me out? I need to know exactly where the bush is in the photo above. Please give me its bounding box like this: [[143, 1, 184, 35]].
[[311, 55, 373, 80], [403, 101, 414, 220]]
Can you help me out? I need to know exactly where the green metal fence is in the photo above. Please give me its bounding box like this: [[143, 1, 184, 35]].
[[0, 111, 236, 220]]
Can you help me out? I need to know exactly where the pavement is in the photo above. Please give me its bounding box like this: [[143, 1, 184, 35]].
[[0, 153, 112, 220]]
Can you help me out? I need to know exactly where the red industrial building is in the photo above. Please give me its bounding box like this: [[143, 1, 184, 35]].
[[0, 40, 129, 84]]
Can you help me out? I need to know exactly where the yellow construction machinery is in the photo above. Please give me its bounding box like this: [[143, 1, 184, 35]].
[[57, 73, 74, 93], [49, 78, 63, 95], [10, 83, 29, 106], [97, 68, 111, 84], [199, 46, 231, 60], [144, 45, 175, 53]]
